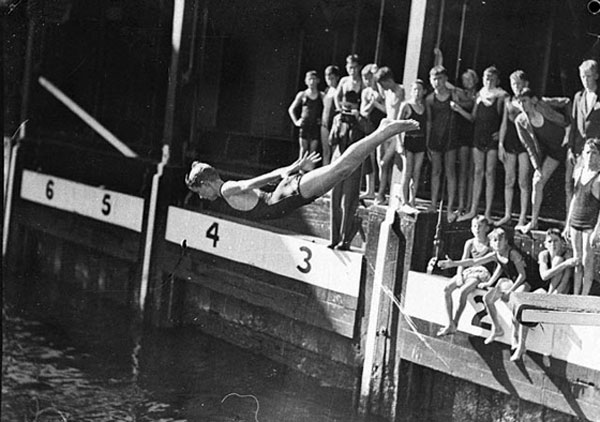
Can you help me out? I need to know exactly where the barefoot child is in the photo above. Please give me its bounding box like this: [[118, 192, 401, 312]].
[[398, 79, 427, 209], [426, 65, 459, 220], [514, 88, 570, 233], [439, 228, 528, 359], [360, 63, 386, 199], [455, 66, 508, 223], [288, 70, 324, 168], [437, 216, 495, 336], [565, 137, 600, 295], [454, 69, 479, 216], [496, 70, 531, 227], [321, 65, 341, 166], [374, 66, 405, 205], [538, 228, 579, 294]]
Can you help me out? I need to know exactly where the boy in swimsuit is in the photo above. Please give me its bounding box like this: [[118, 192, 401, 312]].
[[288, 70, 324, 169], [496, 70, 532, 228], [514, 88, 570, 233], [374, 66, 405, 205], [455, 66, 508, 224], [437, 216, 495, 336], [397, 80, 427, 210], [321, 65, 341, 166], [564, 138, 600, 295], [186, 119, 420, 221], [426, 65, 459, 221], [568, 60, 600, 213], [538, 228, 579, 295]]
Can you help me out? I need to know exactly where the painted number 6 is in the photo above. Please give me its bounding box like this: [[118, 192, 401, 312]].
[[46, 179, 54, 199]]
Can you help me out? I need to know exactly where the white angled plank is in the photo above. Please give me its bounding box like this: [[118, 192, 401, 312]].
[[165, 206, 363, 297], [20, 170, 144, 232]]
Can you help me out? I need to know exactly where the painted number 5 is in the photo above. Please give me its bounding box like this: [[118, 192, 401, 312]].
[[296, 246, 312, 274]]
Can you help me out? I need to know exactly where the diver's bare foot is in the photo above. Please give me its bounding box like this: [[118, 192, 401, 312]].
[[494, 215, 511, 227], [437, 325, 457, 337], [390, 119, 421, 133], [457, 211, 476, 222], [484, 329, 504, 344]]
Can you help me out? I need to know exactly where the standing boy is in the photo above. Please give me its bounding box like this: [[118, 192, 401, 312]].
[[288, 70, 324, 169], [426, 65, 459, 221], [373, 66, 405, 205]]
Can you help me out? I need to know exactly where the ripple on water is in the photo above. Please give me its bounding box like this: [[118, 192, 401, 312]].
[[3, 275, 361, 422]]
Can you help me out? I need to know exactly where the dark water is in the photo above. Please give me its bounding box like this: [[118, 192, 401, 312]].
[[2, 274, 363, 422]]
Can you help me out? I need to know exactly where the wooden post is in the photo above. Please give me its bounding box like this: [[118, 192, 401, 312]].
[[540, 0, 556, 95], [163, 0, 186, 165], [374, 0, 386, 64], [359, 0, 429, 417]]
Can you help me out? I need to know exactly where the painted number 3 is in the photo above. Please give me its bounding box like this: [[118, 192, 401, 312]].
[[296, 246, 312, 274]]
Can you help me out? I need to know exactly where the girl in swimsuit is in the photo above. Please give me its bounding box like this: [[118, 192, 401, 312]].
[[360, 64, 386, 199], [398, 79, 427, 209], [454, 69, 478, 215], [564, 138, 600, 295], [496, 70, 531, 228], [454, 67, 508, 224]]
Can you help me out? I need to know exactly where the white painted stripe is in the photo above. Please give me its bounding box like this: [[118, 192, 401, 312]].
[[165, 206, 363, 297], [404, 271, 600, 371], [38, 77, 138, 158], [521, 310, 600, 326], [20, 170, 144, 232]]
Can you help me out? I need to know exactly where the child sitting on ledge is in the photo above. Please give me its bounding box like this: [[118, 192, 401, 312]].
[[440, 228, 530, 361], [437, 216, 495, 336]]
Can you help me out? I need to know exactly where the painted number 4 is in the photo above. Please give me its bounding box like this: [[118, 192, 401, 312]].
[[206, 222, 220, 247]]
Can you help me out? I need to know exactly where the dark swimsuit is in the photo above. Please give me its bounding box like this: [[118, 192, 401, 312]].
[[455, 92, 475, 148], [299, 93, 323, 141], [532, 117, 566, 162], [504, 99, 526, 154], [404, 104, 427, 153], [329, 90, 365, 151], [496, 248, 521, 281], [570, 172, 600, 231], [212, 174, 317, 220], [427, 93, 457, 152], [473, 97, 501, 152]]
